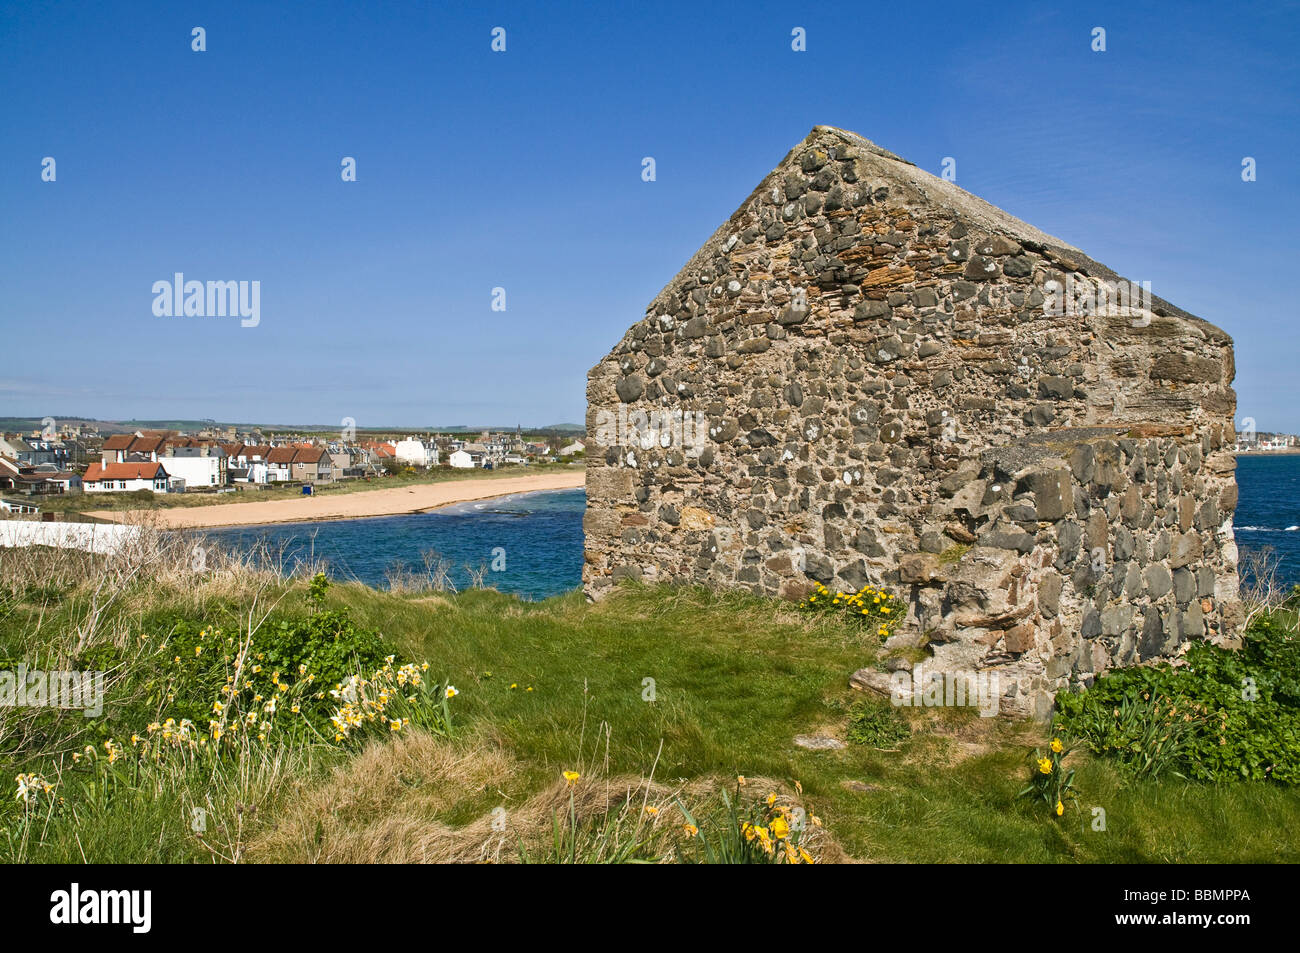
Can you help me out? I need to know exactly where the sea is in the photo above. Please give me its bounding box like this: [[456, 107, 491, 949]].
[[196, 456, 1300, 600], [1232, 454, 1300, 591], [200, 487, 585, 601]]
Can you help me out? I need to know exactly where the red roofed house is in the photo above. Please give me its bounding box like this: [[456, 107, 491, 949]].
[[225, 444, 271, 484], [101, 434, 166, 465], [266, 447, 334, 484], [83, 461, 173, 493]]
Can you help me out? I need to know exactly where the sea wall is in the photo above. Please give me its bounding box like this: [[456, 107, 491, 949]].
[[0, 520, 143, 555]]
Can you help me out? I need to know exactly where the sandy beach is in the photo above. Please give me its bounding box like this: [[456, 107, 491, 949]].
[[86, 470, 587, 529]]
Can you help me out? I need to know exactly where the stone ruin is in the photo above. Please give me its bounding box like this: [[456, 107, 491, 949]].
[[584, 125, 1240, 719]]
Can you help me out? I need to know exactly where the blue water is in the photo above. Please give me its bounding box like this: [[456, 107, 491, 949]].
[[199, 488, 585, 600], [1233, 454, 1300, 591]]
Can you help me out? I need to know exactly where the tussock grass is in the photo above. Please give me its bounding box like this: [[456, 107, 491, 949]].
[[251, 724, 848, 864]]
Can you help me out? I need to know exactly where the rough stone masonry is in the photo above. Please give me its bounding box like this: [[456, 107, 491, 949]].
[[584, 125, 1240, 719]]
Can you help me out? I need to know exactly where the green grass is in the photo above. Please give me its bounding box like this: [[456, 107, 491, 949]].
[[325, 582, 1300, 862], [4, 559, 1299, 863]]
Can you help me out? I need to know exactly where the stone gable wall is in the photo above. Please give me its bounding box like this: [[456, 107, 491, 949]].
[[584, 127, 1240, 718]]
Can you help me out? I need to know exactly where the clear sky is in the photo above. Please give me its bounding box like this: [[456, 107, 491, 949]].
[[2, 0, 1297, 430]]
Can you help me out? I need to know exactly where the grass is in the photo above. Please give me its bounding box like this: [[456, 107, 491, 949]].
[[331, 583, 1300, 862], [2, 536, 1299, 863]]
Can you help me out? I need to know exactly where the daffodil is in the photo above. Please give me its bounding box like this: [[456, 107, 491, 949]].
[[1037, 757, 1053, 775], [1050, 738, 1063, 753], [563, 770, 580, 785]]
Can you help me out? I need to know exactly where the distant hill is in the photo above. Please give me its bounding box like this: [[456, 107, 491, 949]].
[[0, 416, 586, 435], [422, 423, 585, 434]]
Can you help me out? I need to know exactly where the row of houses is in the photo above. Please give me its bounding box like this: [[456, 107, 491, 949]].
[[2, 426, 587, 498], [0, 456, 84, 495], [82, 433, 361, 492], [0, 435, 92, 469], [1234, 432, 1298, 452]]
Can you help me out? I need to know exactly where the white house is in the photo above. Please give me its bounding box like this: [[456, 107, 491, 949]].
[[560, 441, 586, 455], [448, 449, 477, 469], [395, 437, 438, 468], [82, 462, 173, 493], [160, 448, 225, 489]]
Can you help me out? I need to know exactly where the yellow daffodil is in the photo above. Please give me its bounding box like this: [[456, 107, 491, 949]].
[[1037, 757, 1053, 775], [563, 770, 580, 785]]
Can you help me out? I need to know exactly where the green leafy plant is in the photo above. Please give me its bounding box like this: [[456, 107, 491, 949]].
[[1055, 613, 1300, 784], [846, 699, 910, 749], [1018, 735, 1080, 817]]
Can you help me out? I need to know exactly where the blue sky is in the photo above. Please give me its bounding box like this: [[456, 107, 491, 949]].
[[2, 0, 1297, 430]]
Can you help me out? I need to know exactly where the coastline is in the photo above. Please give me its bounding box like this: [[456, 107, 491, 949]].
[[86, 470, 586, 529]]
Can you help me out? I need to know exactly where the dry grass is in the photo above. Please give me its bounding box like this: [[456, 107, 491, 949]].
[[247, 725, 848, 864], [1240, 545, 1287, 632]]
